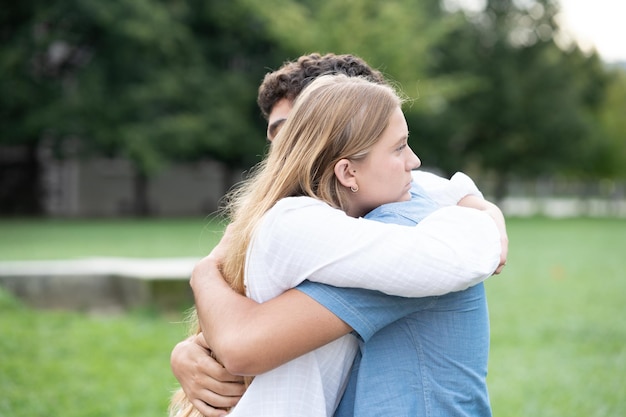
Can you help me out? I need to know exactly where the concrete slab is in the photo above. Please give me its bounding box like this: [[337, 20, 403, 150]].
[[0, 257, 200, 312]]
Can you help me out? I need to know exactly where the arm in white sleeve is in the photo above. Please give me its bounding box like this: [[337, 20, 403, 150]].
[[249, 197, 501, 298], [412, 170, 483, 206]]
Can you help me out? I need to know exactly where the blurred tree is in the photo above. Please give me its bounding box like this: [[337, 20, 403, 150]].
[[0, 0, 290, 215], [1, 0, 619, 215], [1, 0, 62, 214], [591, 67, 626, 179], [238, 0, 462, 117], [234, 0, 616, 201], [411, 0, 612, 200]]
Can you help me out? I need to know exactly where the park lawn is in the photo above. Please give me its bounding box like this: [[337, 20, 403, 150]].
[[0, 216, 625, 416], [0, 217, 224, 260], [0, 289, 190, 417], [486, 217, 626, 417]]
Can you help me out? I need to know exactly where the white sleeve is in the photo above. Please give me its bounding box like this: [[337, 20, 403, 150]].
[[249, 197, 501, 298], [412, 170, 484, 206]]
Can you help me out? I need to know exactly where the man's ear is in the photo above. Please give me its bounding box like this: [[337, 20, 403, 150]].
[[334, 158, 357, 189]]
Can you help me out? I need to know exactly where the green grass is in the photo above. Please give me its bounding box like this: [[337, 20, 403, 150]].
[[0, 291, 189, 417], [486, 217, 626, 417], [1, 217, 625, 416], [0, 217, 224, 260]]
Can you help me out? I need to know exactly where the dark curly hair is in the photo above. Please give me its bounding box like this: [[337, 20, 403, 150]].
[[257, 53, 386, 120]]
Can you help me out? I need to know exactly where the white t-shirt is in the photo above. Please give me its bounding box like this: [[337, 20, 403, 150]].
[[227, 171, 501, 416]]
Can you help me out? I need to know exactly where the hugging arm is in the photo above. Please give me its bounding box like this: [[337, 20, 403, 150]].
[[172, 254, 353, 416], [416, 170, 508, 273], [174, 259, 433, 414], [253, 200, 501, 297], [190, 254, 353, 376]]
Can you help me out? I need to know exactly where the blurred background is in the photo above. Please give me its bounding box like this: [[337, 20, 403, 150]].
[[1, 0, 625, 218], [1, 1, 625, 416]]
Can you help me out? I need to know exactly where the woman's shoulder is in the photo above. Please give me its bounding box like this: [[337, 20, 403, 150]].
[[262, 196, 345, 231], [271, 196, 334, 214]]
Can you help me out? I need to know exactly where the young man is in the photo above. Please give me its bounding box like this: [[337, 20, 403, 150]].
[[171, 53, 508, 417]]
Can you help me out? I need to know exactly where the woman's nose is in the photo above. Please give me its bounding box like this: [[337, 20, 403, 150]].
[[408, 147, 421, 170]]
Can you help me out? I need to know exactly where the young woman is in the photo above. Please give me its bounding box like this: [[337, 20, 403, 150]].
[[170, 74, 503, 416]]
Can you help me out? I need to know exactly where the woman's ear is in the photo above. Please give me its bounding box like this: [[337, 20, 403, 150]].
[[334, 158, 357, 189]]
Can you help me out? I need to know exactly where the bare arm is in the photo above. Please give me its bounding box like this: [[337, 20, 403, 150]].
[[171, 227, 352, 412], [190, 254, 352, 376], [172, 260, 352, 414]]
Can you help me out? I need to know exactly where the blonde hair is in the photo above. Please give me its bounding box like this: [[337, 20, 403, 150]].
[[169, 74, 402, 417]]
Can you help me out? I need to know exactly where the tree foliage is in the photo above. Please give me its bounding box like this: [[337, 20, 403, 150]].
[[239, 0, 460, 112], [0, 0, 621, 215], [592, 67, 626, 179], [1, 0, 291, 214], [408, 0, 613, 198]]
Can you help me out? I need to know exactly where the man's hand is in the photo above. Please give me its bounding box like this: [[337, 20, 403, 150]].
[[171, 334, 245, 416]]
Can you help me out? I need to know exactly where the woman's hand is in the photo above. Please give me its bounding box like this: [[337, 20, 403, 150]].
[[457, 195, 508, 274]]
